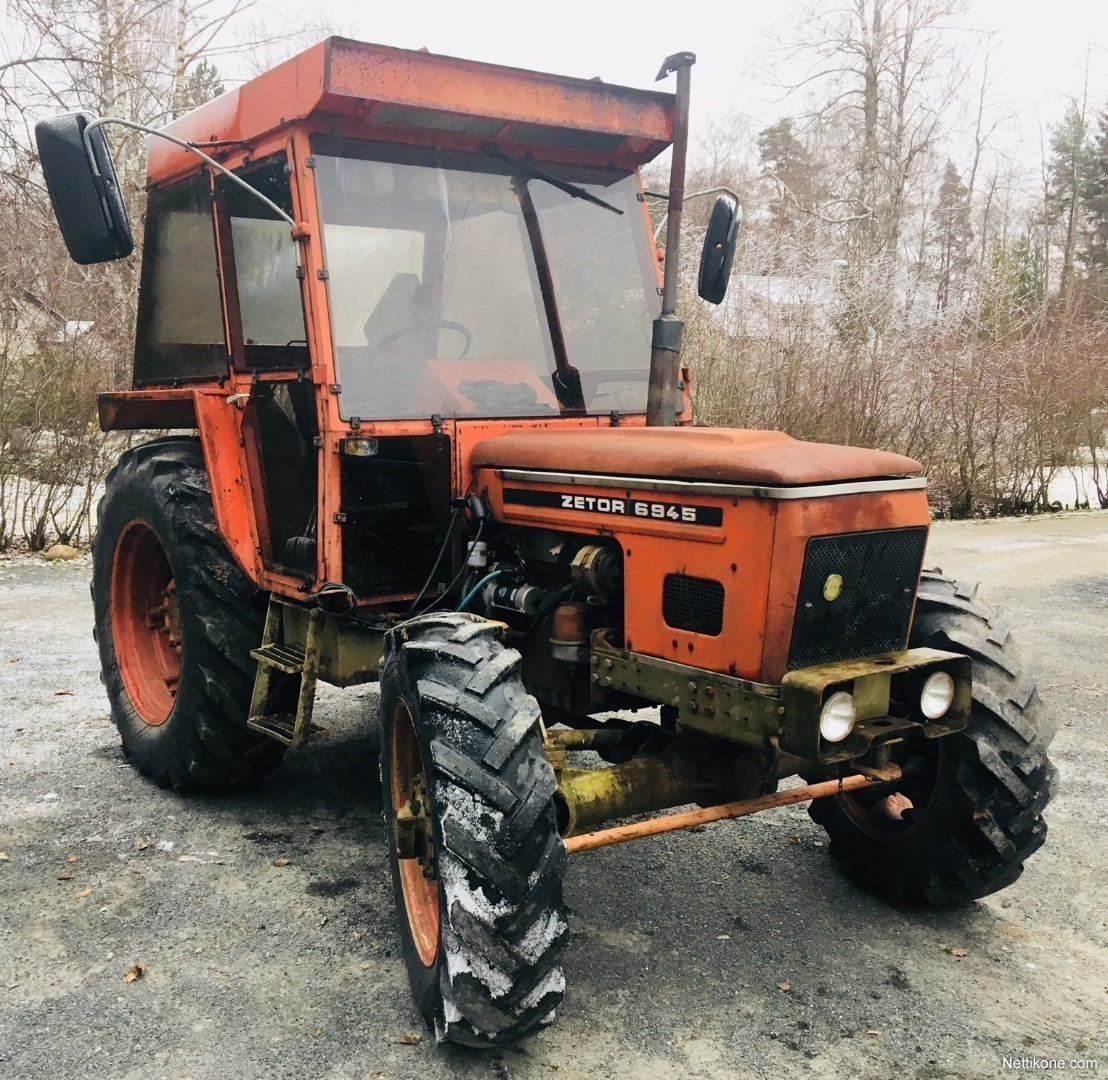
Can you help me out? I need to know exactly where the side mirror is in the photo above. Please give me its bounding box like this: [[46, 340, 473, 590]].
[[697, 193, 741, 305], [34, 112, 133, 265]]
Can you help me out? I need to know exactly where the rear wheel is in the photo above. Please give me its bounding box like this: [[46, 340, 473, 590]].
[[93, 437, 287, 791], [379, 613, 567, 1046], [808, 570, 1058, 906]]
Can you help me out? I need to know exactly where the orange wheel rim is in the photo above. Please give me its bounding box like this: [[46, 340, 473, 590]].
[[837, 740, 940, 840], [391, 700, 440, 967], [110, 519, 182, 726]]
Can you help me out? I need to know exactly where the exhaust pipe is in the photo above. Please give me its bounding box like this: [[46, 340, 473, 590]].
[[646, 51, 695, 427]]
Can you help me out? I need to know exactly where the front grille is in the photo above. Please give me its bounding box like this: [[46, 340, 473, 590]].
[[788, 527, 927, 670], [663, 574, 725, 636]]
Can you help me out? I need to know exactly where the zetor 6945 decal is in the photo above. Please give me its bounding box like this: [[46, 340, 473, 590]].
[[37, 38, 1056, 1048], [508, 488, 722, 526]]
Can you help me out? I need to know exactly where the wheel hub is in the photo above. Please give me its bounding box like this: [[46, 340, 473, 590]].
[[390, 700, 440, 967], [838, 746, 937, 838], [394, 776, 436, 879], [110, 519, 183, 726]]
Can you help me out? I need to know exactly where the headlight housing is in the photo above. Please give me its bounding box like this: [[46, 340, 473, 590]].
[[819, 690, 857, 743], [920, 671, 955, 719]]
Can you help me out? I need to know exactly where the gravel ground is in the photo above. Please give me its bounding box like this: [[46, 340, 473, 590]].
[[0, 512, 1105, 1080]]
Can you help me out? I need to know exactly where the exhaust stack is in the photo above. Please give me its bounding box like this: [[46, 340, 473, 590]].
[[646, 51, 695, 427]]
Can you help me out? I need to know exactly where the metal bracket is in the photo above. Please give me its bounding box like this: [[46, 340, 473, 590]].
[[655, 51, 696, 81]]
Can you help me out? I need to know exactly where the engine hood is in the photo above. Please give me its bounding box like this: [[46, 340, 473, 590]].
[[470, 427, 923, 487]]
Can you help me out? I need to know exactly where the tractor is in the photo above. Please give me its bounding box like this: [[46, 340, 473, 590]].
[[35, 38, 1057, 1047]]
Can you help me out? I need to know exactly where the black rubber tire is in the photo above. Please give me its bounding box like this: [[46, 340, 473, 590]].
[[92, 437, 287, 791], [379, 613, 568, 1047], [808, 569, 1058, 906]]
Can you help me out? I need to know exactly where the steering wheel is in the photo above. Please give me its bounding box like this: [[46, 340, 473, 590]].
[[370, 320, 473, 359]]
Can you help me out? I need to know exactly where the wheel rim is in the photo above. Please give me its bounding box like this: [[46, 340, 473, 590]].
[[390, 699, 440, 967], [836, 739, 942, 840], [110, 519, 182, 726]]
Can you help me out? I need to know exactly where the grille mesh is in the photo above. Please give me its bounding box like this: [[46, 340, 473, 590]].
[[788, 527, 927, 670], [663, 574, 725, 636]]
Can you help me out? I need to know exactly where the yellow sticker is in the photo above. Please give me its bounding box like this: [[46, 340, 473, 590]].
[[823, 573, 844, 602]]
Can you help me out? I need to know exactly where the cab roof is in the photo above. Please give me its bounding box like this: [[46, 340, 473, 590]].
[[149, 37, 675, 184]]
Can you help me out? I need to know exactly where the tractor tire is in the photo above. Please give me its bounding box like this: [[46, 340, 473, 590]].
[[379, 613, 567, 1047], [92, 437, 287, 791], [807, 570, 1058, 906]]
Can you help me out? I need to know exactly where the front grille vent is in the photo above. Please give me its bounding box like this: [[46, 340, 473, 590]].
[[662, 574, 725, 637], [788, 527, 928, 670]]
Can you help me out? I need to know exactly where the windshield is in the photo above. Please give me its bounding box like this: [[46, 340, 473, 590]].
[[311, 143, 659, 420]]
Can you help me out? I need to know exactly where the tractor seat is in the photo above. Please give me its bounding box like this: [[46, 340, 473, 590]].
[[470, 427, 924, 487]]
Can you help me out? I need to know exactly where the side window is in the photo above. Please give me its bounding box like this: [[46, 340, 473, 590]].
[[133, 172, 226, 384], [217, 158, 307, 370]]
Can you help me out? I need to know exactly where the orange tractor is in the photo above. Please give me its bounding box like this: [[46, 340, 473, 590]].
[[36, 39, 1056, 1046]]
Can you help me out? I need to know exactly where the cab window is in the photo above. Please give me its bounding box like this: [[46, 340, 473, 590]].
[[133, 172, 226, 384], [216, 157, 308, 371]]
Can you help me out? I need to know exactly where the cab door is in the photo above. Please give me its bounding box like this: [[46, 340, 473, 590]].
[[214, 154, 320, 578]]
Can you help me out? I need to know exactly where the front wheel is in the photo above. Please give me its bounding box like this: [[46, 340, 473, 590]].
[[808, 571, 1058, 906], [379, 613, 567, 1046]]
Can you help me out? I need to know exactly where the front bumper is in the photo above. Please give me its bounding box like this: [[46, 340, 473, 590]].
[[589, 635, 971, 764]]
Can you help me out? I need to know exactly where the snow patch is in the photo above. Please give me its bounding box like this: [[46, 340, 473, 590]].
[[437, 785, 500, 846], [443, 929, 512, 999], [438, 853, 511, 924], [515, 908, 567, 964], [517, 967, 565, 1012]]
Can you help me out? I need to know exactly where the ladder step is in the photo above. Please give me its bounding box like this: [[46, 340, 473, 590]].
[[251, 642, 307, 674], [247, 712, 328, 746]]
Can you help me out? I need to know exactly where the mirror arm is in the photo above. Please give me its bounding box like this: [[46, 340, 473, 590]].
[[82, 117, 301, 264], [652, 186, 742, 242]]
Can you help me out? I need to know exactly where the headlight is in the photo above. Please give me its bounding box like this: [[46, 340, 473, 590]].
[[920, 671, 955, 719], [819, 691, 857, 743]]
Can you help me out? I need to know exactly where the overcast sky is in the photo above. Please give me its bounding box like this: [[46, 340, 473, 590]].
[[250, 0, 1108, 170]]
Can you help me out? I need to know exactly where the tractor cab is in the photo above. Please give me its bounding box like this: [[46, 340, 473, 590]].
[[39, 38, 708, 601]]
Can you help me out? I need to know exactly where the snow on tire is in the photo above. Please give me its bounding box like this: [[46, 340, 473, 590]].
[[379, 612, 568, 1046]]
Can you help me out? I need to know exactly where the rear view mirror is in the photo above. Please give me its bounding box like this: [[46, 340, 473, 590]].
[[697, 193, 741, 305], [35, 112, 133, 265]]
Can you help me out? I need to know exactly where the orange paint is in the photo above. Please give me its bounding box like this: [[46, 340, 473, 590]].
[[148, 38, 674, 185], [110, 520, 180, 726], [474, 453, 929, 684]]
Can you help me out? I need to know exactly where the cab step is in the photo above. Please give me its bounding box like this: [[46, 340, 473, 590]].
[[247, 712, 328, 747], [247, 597, 327, 747], [251, 641, 308, 675]]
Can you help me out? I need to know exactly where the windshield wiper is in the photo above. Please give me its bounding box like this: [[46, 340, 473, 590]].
[[483, 145, 623, 216]]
